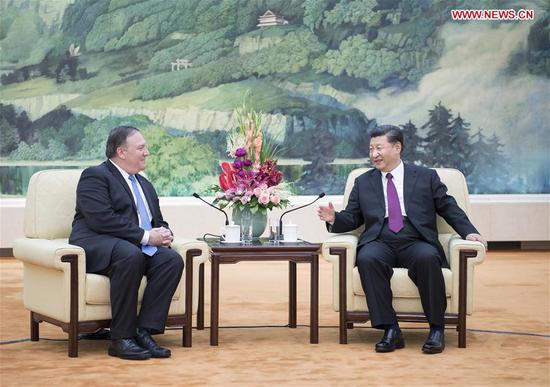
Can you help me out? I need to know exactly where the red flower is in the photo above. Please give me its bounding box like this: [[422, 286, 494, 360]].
[[256, 159, 283, 187], [219, 162, 236, 191]]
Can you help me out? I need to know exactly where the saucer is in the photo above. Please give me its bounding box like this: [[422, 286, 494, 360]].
[[220, 240, 241, 244]]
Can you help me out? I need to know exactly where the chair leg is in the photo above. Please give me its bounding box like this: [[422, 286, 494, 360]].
[[332, 247, 348, 344], [457, 251, 476, 348], [458, 320, 466, 348], [61, 254, 80, 357], [340, 319, 348, 344], [197, 263, 205, 330], [183, 320, 192, 348], [183, 250, 195, 347], [30, 312, 39, 341], [68, 321, 78, 357]]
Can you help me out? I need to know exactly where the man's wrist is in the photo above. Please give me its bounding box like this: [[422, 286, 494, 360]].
[[141, 230, 150, 245]]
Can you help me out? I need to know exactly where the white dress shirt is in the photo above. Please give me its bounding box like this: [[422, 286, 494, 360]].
[[381, 161, 407, 218], [109, 159, 152, 244]]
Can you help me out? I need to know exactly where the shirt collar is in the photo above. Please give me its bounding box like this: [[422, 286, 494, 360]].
[[109, 159, 132, 181], [381, 160, 404, 180]]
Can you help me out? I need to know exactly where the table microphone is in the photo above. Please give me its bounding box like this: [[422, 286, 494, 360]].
[[192, 193, 229, 225], [279, 193, 325, 237]]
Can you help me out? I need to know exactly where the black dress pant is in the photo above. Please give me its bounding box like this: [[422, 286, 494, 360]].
[[356, 218, 446, 328], [95, 240, 184, 340]]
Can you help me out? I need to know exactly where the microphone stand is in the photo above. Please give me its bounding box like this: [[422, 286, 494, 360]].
[[192, 193, 229, 225], [279, 193, 325, 238]]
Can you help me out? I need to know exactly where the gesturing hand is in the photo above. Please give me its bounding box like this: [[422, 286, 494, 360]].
[[317, 202, 336, 223]]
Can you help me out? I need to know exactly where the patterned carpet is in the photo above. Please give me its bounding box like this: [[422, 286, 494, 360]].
[[1, 251, 549, 386]]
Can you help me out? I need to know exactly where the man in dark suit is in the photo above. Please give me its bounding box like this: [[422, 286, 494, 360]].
[[70, 125, 183, 360], [318, 125, 486, 354]]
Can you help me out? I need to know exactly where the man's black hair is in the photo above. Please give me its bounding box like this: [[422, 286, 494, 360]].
[[105, 125, 140, 158]]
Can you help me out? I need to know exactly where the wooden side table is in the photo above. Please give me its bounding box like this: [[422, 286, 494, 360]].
[[205, 239, 321, 346]]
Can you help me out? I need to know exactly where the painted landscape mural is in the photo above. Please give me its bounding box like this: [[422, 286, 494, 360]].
[[0, 0, 548, 197]]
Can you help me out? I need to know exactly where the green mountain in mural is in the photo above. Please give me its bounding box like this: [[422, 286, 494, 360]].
[[0, 0, 463, 167], [1, 0, 452, 110]]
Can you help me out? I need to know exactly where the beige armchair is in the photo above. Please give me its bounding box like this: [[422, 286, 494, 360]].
[[322, 168, 486, 347], [13, 169, 209, 357]]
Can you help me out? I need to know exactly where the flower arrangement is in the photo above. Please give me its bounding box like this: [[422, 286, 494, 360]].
[[212, 102, 289, 215]]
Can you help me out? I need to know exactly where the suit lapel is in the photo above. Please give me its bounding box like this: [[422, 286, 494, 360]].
[[403, 163, 418, 213], [367, 168, 385, 210], [104, 160, 137, 212]]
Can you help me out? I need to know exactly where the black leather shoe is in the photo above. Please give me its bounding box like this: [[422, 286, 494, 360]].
[[108, 338, 151, 360], [80, 328, 111, 340], [136, 328, 171, 358], [422, 329, 445, 354], [375, 327, 405, 353]]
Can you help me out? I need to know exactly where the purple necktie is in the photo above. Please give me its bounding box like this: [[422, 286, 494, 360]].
[[386, 173, 404, 233]]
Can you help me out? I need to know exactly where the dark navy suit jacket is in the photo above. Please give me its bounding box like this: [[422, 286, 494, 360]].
[[69, 160, 169, 273], [330, 164, 478, 266]]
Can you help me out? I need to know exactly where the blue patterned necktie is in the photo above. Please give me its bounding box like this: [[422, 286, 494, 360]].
[[128, 175, 157, 256], [386, 173, 404, 233]]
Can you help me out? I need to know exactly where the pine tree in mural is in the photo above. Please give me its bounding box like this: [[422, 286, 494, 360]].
[[468, 130, 511, 193], [486, 133, 510, 193], [468, 130, 494, 193], [400, 120, 424, 165], [298, 123, 345, 194], [422, 102, 454, 167], [448, 113, 471, 175]]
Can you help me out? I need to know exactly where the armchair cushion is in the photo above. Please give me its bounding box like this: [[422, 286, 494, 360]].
[[352, 267, 453, 301], [86, 275, 149, 305], [24, 169, 82, 239]]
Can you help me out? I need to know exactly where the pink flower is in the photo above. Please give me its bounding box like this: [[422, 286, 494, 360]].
[[253, 183, 268, 198], [270, 194, 281, 205], [254, 131, 262, 168], [258, 192, 270, 205], [240, 196, 250, 205]]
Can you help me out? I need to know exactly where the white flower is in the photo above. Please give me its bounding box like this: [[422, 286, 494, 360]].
[[227, 131, 247, 158], [273, 183, 291, 200]]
